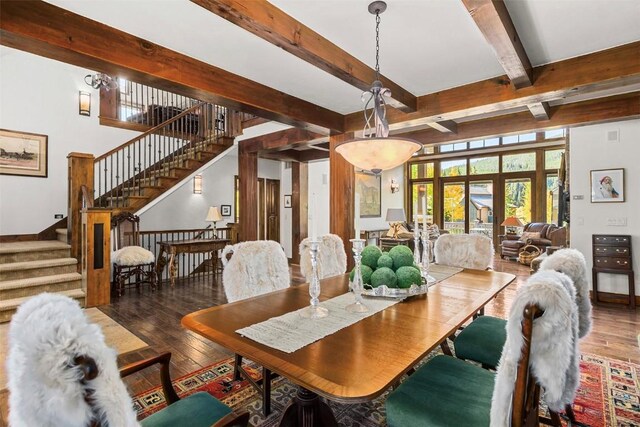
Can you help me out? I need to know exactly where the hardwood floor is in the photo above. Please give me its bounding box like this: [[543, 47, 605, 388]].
[[0, 259, 637, 426]]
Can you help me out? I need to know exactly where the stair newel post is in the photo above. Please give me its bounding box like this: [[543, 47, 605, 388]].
[[82, 208, 112, 307], [68, 152, 95, 269]]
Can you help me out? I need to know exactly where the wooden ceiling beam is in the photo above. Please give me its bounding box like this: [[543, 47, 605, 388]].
[[345, 42, 640, 133], [527, 102, 551, 121], [405, 93, 639, 146], [240, 128, 324, 153], [462, 0, 532, 88], [242, 116, 271, 129], [259, 148, 329, 163], [426, 120, 458, 134], [0, 0, 344, 134], [190, 0, 417, 112]]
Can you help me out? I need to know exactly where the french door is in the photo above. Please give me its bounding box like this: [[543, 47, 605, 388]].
[[500, 173, 536, 232]]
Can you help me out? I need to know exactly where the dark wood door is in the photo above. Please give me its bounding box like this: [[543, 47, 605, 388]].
[[265, 179, 280, 242]]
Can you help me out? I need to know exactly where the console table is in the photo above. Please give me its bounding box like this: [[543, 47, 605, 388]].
[[360, 228, 389, 246], [592, 234, 635, 309], [156, 238, 230, 286]]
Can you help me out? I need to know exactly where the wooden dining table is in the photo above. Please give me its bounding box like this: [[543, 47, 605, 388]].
[[182, 269, 515, 426]]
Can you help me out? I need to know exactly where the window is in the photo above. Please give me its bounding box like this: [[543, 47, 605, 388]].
[[439, 143, 466, 153], [454, 142, 467, 151], [546, 174, 560, 224], [485, 138, 499, 147], [440, 159, 467, 177], [502, 152, 536, 172], [545, 129, 565, 139], [469, 156, 499, 175], [503, 135, 519, 144], [440, 144, 454, 153], [410, 162, 434, 179], [119, 103, 143, 121], [519, 132, 536, 142], [469, 140, 484, 149], [411, 182, 434, 224], [545, 149, 564, 170]]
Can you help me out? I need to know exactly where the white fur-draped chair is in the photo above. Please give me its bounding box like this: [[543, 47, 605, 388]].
[[7, 293, 139, 427], [385, 270, 580, 427], [220, 240, 290, 416], [299, 234, 347, 282], [433, 233, 493, 270]]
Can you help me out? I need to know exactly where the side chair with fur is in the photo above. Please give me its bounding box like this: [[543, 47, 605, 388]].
[[7, 293, 248, 427], [433, 233, 494, 270], [299, 233, 348, 282]]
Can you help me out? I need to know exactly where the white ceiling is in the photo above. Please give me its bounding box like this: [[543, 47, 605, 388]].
[[47, 0, 640, 116]]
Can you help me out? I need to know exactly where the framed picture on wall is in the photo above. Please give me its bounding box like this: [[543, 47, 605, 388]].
[[0, 129, 48, 178], [590, 168, 624, 203], [221, 205, 232, 216], [284, 194, 292, 208], [355, 171, 381, 217]]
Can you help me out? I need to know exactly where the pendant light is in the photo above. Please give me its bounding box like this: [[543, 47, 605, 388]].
[[335, 1, 422, 174]]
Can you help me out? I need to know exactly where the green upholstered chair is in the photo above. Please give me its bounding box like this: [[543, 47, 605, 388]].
[[454, 315, 506, 369], [120, 352, 249, 427], [386, 304, 543, 427]]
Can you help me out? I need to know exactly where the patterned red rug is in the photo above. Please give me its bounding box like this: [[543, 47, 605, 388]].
[[133, 353, 640, 426]]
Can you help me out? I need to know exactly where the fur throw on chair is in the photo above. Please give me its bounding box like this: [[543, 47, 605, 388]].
[[221, 240, 290, 303], [299, 234, 347, 282], [7, 293, 139, 427], [434, 233, 493, 270], [112, 246, 155, 266], [539, 248, 592, 338], [490, 271, 580, 426]]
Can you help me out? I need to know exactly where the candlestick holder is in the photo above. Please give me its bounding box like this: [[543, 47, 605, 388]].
[[413, 230, 421, 266], [420, 230, 436, 285], [346, 239, 369, 313], [300, 239, 329, 318]]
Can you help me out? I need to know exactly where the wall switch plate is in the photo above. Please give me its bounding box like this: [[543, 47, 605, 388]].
[[54, 214, 64, 219], [607, 129, 620, 143], [572, 195, 584, 200]]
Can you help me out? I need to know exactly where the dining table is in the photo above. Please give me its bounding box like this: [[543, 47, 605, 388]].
[[182, 268, 515, 426]]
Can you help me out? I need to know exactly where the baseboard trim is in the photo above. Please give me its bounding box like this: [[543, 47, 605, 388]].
[[590, 290, 639, 306], [0, 233, 39, 243]]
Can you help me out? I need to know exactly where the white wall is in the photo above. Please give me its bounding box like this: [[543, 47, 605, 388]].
[[0, 47, 139, 235], [360, 165, 405, 231], [280, 163, 292, 258], [570, 119, 640, 296], [308, 160, 331, 237]]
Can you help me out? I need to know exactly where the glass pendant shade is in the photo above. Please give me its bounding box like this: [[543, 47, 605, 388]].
[[335, 137, 422, 174]]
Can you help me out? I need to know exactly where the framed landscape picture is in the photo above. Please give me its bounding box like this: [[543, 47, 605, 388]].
[[0, 129, 48, 177], [355, 171, 381, 217], [590, 168, 624, 203]]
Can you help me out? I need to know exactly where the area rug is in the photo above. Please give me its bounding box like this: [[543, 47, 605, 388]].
[[134, 353, 640, 426], [0, 307, 148, 391]]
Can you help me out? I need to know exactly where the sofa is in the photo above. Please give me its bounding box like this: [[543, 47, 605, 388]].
[[500, 222, 566, 259]]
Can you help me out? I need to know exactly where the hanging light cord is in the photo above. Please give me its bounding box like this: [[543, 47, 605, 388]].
[[375, 11, 381, 82]]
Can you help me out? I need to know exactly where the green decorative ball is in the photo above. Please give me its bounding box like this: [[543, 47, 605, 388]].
[[370, 267, 398, 288], [382, 251, 390, 256], [349, 265, 373, 285], [396, 266, 423, 289], [389, 245, 415, 270], [361, 245, 383, 269], [377, 254, 394, 269]]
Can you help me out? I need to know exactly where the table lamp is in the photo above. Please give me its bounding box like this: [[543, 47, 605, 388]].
[[501, 216, 524, 235], [206, 206, 222, 238], [386, 208, 406, 238]]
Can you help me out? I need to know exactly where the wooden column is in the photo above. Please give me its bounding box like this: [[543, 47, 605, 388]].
[[68, 152, 94, 266], [98, 86, 118, 120], [291, 162, 308, 264], [238, 143, 258, 241], [329, 132, 355, 270], [82, 208, 111, 307]]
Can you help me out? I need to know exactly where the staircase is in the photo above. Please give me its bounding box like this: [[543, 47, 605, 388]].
[[0, 241, 84, 322]]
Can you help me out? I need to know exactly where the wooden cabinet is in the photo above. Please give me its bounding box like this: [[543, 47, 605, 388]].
[[592, 234, 634, 309], [361, 229, 389, 246]]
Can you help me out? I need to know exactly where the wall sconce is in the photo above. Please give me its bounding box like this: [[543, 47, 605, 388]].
[[390, 178, 400, 193], [193, 174, 202, 194], [78, 91, 91, 116]]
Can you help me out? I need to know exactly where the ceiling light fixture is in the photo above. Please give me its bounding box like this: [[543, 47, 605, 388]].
[[84, 73, 118, 91], [335, 1, 422, 174]]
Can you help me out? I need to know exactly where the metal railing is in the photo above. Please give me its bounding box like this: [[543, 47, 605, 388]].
[[139, 227, 231, 283], [93, 101, 229, 209]]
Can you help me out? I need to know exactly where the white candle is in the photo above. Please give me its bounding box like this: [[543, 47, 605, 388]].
[[354, 193, 360, 239], [422, 195, 427, 230], [413, 199, 419, 232], [310, 193, 318, 241]]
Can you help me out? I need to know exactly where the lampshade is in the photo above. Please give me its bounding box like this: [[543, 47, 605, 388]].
[[335, 137, 422, 174], [78, 91, 91, 116], [386, 208, 406, 222], [501, 216, 524, 227], [205, 207, 222, 222]]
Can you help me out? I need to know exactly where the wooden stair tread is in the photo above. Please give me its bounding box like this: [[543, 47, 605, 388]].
[[0, 240, 70, 254], [0, 258, 77, 272], [0, 272, 82, 290], [0, 288, 85, 310]]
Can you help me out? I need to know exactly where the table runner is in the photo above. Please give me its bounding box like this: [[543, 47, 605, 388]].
[[236, 264, 463, 353]]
